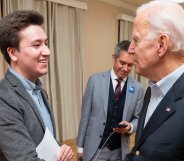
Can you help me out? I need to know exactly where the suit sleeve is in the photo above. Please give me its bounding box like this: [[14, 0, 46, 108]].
[[130, 84, 144, 133], [77, 76, 94, 149], [123, 152, 134, 161], [123, 145, 137, 161]]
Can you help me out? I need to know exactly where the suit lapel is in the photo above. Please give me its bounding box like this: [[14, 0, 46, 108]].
[[137, 91, 175, 148], [123, 77, 134, 120], [136, 73, 184, 150], [101, 71, 111, 116], [135, 87, 151, 144], [6, 71, 46, 131], [16, 86, 46, 130]]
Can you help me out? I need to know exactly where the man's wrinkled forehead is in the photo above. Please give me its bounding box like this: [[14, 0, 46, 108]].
[[134, 11, 150, 28], [132, 11, 150, 35]]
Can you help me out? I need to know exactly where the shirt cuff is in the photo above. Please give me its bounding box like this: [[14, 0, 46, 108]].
[[77, 147, 84, 153], [127, 123, 133, 134]]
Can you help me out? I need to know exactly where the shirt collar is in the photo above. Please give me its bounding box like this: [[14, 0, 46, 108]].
[[149, 64, 184, 96], [111, 68, 127, 82], [9, 68, 42, 93]]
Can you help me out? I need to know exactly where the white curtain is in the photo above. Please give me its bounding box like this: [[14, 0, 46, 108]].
[[119, 20, 133, 42], [45, 2, 84, 141], [0, 0, 85, 141]]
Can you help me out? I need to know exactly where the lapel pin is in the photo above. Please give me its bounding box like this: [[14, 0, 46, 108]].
[[165, 107, 171, 112], [128, 86, 135, 93]]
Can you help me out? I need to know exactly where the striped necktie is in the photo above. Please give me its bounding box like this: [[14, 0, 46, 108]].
[[114, 79, 122, 101]]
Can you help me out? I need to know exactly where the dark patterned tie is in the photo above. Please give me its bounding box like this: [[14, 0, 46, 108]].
[[114, 79, 122, 101]]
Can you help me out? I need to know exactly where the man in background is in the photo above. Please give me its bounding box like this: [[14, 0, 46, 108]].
[[0, 10, 73, 161], [77, 40, 144, 161], [124, 1, 184, 161]]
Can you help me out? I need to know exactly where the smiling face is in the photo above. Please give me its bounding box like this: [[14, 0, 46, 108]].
[[112, 51, 134, 79], [8, 25, 50, 83]]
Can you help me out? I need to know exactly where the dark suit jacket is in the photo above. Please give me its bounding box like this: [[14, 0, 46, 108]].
[[0, 70, 56, 161], [124, 72, 184, 161]]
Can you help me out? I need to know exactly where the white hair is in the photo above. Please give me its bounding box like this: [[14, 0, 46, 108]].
[[137, 1, 184, 53]]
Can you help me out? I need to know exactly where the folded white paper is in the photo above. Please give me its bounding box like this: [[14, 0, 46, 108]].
[[36, 127, 60, 161]]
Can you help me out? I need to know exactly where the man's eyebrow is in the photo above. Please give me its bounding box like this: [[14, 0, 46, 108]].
[[31, 38, 48, 43], [132, 34, 139, 39]]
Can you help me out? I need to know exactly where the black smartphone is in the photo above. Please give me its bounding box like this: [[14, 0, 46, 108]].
[[78, 158, 83, 161], [115, 124, 128, 129]]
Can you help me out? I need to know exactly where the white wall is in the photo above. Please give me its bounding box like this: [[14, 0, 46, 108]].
[[79, 0, 135, 87]]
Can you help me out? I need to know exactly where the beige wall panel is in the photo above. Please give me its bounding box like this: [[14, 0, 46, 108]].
[[80, 0, 135, 88]]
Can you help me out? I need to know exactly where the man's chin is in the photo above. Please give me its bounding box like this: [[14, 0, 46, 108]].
[[134, 65, 141, 74], [135, 69, 140, 75], [39, 71, 48, 77], [119, 75, 128, 79]]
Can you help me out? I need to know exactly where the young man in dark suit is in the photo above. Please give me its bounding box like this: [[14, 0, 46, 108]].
[[0, 10, 73, 161]]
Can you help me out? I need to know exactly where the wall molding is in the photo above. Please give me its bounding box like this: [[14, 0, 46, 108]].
[[117, 13, 134, 22], [99, 0, 136, 11], [45, 0, 88, 10]]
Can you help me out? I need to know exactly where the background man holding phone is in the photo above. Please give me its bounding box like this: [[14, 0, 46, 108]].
[[77, 40, 144, 161]]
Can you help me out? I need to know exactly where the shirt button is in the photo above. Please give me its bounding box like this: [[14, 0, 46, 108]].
[[99, 135, 102, 138]]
